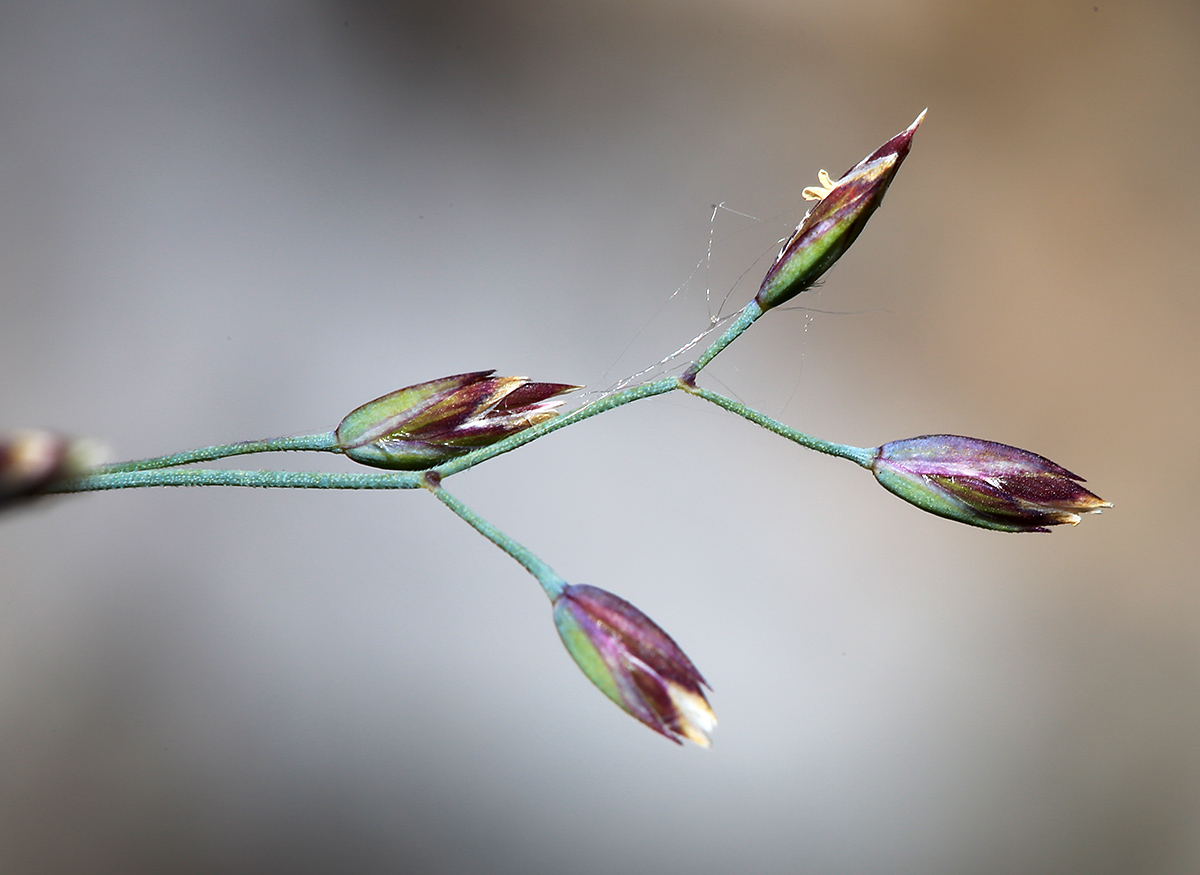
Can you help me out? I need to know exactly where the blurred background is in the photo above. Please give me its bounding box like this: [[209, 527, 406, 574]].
[[1, 1, 1197, 872]]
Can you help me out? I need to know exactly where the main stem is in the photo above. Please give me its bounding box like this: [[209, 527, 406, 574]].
[[49, 468, 423, 492]]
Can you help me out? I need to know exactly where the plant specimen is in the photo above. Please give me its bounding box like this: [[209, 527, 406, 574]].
[[3, 111, 1109, 746]]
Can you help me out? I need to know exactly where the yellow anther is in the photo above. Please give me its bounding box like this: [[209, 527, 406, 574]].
[[801, 169, 838, 201]]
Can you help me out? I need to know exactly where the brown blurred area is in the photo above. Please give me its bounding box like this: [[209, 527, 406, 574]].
[[1, 1, 1197, 872]]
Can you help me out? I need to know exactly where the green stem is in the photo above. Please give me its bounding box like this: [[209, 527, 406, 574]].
[[426, 477, 566, 600], [97, 432, 340, 473], [47, 467, 422, 493], [682, 299, 764, 382], [685, 385, 875, 467], [436, 298, 766, 476]]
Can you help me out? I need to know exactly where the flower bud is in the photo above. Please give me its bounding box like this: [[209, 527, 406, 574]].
[[336, 371, 579, 470], [1, 430, 106, 508], [756, 110, 925, 311], [871, 434, 1111, 532], [553, 583, 716, 746]]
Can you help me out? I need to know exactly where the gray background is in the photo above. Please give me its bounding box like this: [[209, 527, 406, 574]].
[[2, 1, 1197, 872]]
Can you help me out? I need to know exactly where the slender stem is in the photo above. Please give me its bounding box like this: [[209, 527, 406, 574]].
[[684, 385, 875, 467], [46, 467, 422, 493], [436, 299, 765, 476], [426, 477, 566, 600], [434, 376, 681, 477], [682, 299, 764, 382], [97, 432, 340, 473]]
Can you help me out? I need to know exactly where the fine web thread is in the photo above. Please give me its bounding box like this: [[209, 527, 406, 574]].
[[588, 202, 771, 406]]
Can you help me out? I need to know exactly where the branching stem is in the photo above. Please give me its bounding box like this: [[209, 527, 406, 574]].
[[44, 291, 857, 494]]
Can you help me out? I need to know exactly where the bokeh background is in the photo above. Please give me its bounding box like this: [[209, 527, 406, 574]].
[[2, 1, 1197, 872]]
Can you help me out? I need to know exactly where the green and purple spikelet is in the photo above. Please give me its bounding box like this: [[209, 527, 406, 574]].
[[336, 370, 579, 470], [756, 110, 925, 311], [554, 583, 716, 746], [871, 434, 1111, 532]]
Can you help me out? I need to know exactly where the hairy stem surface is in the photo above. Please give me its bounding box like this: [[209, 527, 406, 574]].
[[427, 476, 567, 600]]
